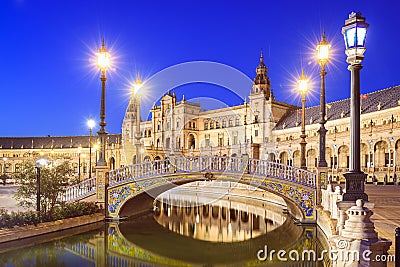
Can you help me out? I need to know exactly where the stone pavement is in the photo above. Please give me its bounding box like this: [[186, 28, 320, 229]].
[[0, 185, 21, 212], [366, 184, 399, 265]]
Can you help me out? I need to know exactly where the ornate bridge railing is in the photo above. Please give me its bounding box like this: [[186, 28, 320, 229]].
[[59, 176, 97, 202], [107, 156, 316, 188], [61, 156, 316, 202]]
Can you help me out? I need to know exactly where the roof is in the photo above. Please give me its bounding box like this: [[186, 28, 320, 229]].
[[274, 85, 400, 130], [0, 134, 122, 149]]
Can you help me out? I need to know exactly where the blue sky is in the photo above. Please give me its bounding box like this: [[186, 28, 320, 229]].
[[1, 0, 399, 136]]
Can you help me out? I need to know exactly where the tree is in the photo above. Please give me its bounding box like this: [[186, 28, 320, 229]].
[[14, 160, 73, 217]]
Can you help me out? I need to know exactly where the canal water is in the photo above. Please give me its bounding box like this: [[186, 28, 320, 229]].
[[0, 183, 330, 266]]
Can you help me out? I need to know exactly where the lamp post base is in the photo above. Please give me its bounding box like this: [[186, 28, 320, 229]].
[[316, 166, 329, 205], [342, 171, 368, 201], [95, 165, 110, 217]]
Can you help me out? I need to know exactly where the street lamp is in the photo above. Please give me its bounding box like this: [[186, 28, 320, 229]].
[[298, 69, 309, 170], [78, 146, 82, 182], [95, 38, 111, 167], [342, 12, 369, 201], [317, 32, 330, 168], [35, 158, 47, 214], [2, 157, 7, 185], [87, 117, 96, 178]]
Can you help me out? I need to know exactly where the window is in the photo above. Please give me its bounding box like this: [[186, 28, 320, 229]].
[[255, 130, 258, 137], [233, 135, 238, 145], [229, 119, 233, 127], [210, 121, 214, 129], [193, 122, 196, 129], [235, 118, 240, 126], [216, 121, 220, 128], [385, 151, 394, 167], [157, 123, 161, 131], [254, 115, 259, 123], [204, 122, 208, 130], [222, 120, 226, 128], [177, 121, 180, 129]]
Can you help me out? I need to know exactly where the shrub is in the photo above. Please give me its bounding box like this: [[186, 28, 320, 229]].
[[0, 202, 100, 229]]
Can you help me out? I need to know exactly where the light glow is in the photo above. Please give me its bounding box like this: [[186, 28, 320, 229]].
[[298, 70, 309, 95], [87, 117, 96, 129], [96, 39, 111, 71], [317, 33, 330, 65], [36, 158, 48, 167]]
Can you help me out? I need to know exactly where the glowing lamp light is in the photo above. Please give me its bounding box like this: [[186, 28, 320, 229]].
[[87, 117, 96, 130], [96, 39, 111, 71], [342, 12, 369, 64], [298, 69, 309, 96], [36, 158, 48, 168], [317, 33, 330, 66]]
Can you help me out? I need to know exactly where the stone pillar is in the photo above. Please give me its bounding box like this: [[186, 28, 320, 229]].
[[322, 183, 333, 210], [330, 200, 392, 267], [95, 165, 109, 214], [330, 186, 343, 220], [317, 166, 329, 205]]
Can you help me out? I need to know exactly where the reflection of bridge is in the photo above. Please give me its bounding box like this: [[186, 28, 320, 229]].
[[63, 221, 329, 267], [61, 156, 317, 220]]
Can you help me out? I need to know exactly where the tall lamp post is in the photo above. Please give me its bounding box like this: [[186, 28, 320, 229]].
[[87, 117, 95, 178], [298, 70, 309, 170], [2, 157, 7, 185], [317, 32, 330, 168], [95, 38, 111, 167], [316, 33, 331, 196], [35, 158, 47, 214], [78, 146, 82, 182], [342, 12, 369, 201]]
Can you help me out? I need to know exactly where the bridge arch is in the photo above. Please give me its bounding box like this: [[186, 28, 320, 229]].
[[108, 171, 310, 221]]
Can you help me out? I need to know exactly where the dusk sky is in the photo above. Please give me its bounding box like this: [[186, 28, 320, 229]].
[[1, 0, 399, 137]]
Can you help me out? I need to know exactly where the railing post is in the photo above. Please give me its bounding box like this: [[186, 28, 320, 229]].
[[242, 154, 249, 174]]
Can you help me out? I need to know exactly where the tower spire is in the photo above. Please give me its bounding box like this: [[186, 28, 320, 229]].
[[260, 48, 264, 63]]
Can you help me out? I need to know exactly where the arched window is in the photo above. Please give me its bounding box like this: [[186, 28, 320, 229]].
[[188, 134, 195, 149]]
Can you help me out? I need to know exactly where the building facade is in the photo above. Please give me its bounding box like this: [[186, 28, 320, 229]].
[[1, 55, 400, 183]]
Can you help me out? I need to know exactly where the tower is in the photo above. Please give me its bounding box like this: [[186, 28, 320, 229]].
[[249, 51, 274, 144], [121, 75, 142, 164]]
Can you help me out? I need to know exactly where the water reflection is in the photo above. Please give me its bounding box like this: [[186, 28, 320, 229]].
[[153, 193, 286, 242]]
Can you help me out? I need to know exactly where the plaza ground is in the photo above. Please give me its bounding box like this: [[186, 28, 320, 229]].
[[365, 184, 400, 263]]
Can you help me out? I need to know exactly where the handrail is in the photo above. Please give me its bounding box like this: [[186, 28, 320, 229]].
[[62, 156, 316, 202]]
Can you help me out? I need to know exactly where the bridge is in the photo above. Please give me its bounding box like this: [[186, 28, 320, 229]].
[[60, 155, 317, 221]]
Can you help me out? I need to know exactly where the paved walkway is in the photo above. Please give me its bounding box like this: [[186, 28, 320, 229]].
[[0, 185, 21, 212], [365, 184, 399, 265]]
